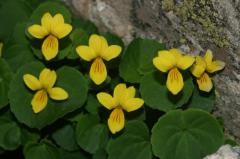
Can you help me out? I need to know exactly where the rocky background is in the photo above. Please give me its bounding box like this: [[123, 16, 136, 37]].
[[64, 0, 240, 140]]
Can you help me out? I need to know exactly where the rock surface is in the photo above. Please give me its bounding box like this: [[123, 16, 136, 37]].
[[204, 145, 240, 159], [64, 0, 240, 139]]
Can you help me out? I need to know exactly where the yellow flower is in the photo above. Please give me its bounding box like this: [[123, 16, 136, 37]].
[[0, 42, 3, 57], [97, 83, 144, 134], [191, 50, 225, 92], [28, 12, 72, 61], [153, 48, 195, 95], [76, 34, 122, 85], [23, 68, 69, 113]]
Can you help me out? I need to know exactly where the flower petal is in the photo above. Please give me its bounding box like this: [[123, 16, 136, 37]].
[[122, 98, 144, 112], [76, 46, 97, 61], [169, 48, 182, 60], [28, 25, 48, 39], [97, 92, 117, 110], [89, 57, 107, 85], [101, 45, 122, 61], [177, 55, 195, 70], [204, 49, 213, 66], [41, 12, 52, 32], [153, 51, 176, 72], [89, 34, 108, 54], [39, 68, 57, 89], [42, 35, 59, 61], [52, 24, 72, 39], [166, 68, 184, 95], [48, 87, 69, 100], [191, 56, 206, 78], [31, 90, 48, 113], [23, 74, 42, 91], [52, 13, 65, 25], [113, 83, 126, 102], [197, 73, 213, 92], [206, 60, 225, 73], [108, 108, 125, 134]]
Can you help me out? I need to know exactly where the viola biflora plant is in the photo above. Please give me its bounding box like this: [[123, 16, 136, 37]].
[[0, 1, 230, 159]]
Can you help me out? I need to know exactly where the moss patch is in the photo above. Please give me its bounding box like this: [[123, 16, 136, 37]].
[[161, 0, 229, 47]]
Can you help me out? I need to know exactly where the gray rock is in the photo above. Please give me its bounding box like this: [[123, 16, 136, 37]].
[[204, 145, 240, 159], [64, 0, 240, 139]]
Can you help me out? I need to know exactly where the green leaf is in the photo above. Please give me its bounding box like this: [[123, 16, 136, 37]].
[[119, 38, 165, 83], [0, 0, 32, 40], [107, 120, 152, 159], [76, 114, 108, 154], [0, 58, 13, 109], [151, 109, 224, 159], [140, 71, 194, 112], [9, 62, 88, 129], [24, 140, 60, 159], [3, 44, 36, 72], [4, 22, 30, 48], [84, 94, 101, 114], [0, 117, 21, 150], [185, 85, 215, 112], [52, 124, 79, 151]]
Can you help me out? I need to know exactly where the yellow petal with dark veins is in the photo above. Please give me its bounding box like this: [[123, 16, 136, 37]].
[[166, 68, 184, 95], [31, 90, 48, 113], [197, 73, 213, 92], [89, 57, 107, 85], [108, 108, 125, 134], [42, 35, 59, 61]]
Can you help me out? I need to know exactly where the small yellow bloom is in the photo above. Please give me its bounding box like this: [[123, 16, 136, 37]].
[[0, 42, 3, 57], [28, 12, 72, 61], [153, 48, 195, 95], [23, 68, 69, 113], [76, 34, 122, 85], [191, 50, 225, 92], [97, 83, 144, 134]]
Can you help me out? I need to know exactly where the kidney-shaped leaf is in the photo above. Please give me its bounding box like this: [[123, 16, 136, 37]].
[[140, 71, 194, 112], [151, 109, 224, 159], [107, 120, 152, 159], [9, 62, 88, 129], [119, 38, 165, 83]]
